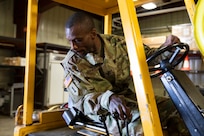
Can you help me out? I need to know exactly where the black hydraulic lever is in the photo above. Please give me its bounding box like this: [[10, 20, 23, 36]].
[[113, 112, 122, 136], [124, 115, 129, 136], [99, 114, 110, 136]]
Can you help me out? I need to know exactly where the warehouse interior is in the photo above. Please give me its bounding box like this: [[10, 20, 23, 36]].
[[0, 0, 203, 136]]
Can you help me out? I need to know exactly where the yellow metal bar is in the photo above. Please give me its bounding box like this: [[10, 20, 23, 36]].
[[184, 0, 196, 23], [53, 0, 106, 16], [104, 14, 112, 34], [14, 121, 66, 136], [14, 110, 66, 136], [14, 1, 44, 136], [53, 0, 154, 16], [117, 0, 163, 136], [23, 0, 38, 125], [106, 0, 154, 14], [194, 0, 204, 56]]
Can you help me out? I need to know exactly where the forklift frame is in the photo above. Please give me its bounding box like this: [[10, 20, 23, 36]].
[[14, 0, 204, 136]]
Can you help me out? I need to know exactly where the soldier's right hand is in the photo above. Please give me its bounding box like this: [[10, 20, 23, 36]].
[[109, 94, 131, 120]]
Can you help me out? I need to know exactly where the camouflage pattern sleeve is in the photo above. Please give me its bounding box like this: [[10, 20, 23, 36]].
[[61, 50, 116, 118]]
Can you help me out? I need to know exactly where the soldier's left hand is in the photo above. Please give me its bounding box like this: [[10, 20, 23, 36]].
[[161, 35, 181, 47]]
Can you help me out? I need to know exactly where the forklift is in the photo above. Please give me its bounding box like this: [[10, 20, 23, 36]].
[[14, 0, 204, 136]]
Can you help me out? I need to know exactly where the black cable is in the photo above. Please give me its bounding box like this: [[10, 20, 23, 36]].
[[113, 112, 122, 136], [99, 111, 130, 136], [99, 114, 110, 136], [124, 115, 129, 136]]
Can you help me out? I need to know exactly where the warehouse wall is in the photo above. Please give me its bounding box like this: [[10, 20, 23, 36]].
[[0, 0, 16, 37], [139, 10, 191, 37], [0, 0, 16, 88], [36, 6, 103, 46]]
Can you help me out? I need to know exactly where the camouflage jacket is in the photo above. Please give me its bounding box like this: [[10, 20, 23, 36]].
[[61, 34, 161, 116]]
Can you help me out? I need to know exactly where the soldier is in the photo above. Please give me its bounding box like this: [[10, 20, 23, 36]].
[[61, 12, 189, 136]]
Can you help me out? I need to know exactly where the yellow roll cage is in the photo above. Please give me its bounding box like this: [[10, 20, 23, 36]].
[[14, 0, 203, 136]]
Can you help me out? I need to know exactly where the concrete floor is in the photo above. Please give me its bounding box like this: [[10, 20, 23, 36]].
[[0, 114, 15, 136]]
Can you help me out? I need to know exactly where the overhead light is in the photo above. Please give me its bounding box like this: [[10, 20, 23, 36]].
[[141, 2, 157, 10]]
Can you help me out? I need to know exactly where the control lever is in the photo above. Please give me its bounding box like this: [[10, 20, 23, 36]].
[[112, 112, 122, 136], [112, 112, 130, 136], [99, 114, 110, 136]]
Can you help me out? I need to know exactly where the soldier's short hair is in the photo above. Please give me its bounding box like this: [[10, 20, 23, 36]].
[[65, 12, 95, 33]]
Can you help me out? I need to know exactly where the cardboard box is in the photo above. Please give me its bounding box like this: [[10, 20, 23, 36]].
[[11, 57, 26, 66], [2, 57, 26, 66], [172, 24, 198, 50]]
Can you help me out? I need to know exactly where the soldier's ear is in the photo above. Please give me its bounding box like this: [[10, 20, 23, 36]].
[[90, 28, 97, 39]]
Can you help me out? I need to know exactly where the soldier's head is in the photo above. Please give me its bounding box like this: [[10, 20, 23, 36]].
[[65, 12, 98, 57]]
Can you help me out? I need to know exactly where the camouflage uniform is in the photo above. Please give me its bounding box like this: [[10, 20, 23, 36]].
[[61, 34, 188, 136]]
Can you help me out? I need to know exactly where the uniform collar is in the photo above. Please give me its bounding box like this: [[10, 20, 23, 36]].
[[85, 53, 104, 65], [85, 34, 104, 65]]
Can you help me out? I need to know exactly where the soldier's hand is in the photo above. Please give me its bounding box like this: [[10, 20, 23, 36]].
[[109, 94, 131, 120]]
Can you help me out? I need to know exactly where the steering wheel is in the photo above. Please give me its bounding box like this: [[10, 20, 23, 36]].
[[146, 43, 189, 78]]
